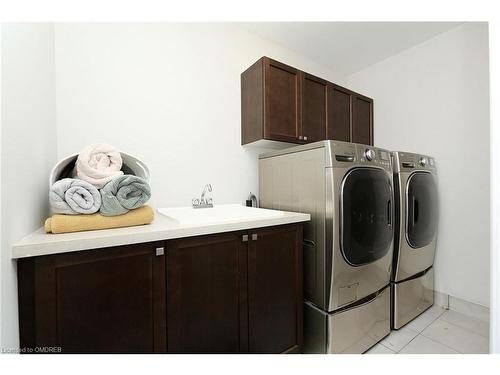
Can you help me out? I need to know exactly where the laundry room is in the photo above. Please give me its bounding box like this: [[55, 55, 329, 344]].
[[0, 2, 498, 369]]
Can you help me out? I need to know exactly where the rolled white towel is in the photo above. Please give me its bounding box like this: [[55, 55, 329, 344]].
[[74, 143, 124, 188], [50, 178, 102, 215]]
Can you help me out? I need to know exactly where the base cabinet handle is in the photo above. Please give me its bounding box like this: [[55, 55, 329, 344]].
[[251, 234, 258, 241], [155, 247, 164, 256]]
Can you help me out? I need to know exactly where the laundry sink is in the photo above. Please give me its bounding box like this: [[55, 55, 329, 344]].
[[157, 204, 284, 225]]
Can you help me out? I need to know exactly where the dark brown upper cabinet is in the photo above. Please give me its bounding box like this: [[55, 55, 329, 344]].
[[265, 59, 301, 143], [241, 57, 300, 144], [241, 56, 373, 146], [301, 72, 327, 143], [352, 93, 374, 145], [327, 84, 352, 142]]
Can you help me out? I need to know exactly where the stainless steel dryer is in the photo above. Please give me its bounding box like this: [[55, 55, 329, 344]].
[[259, 140, 394, 353], [391, 151, 438, 329]]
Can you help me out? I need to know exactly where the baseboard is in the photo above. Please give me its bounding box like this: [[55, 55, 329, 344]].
[[449, 296, 490, 322], [434, 291, 490, 322], [434, 290, 450, 309]]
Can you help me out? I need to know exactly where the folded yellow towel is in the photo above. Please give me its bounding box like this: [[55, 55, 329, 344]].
[[45, 205, 155, 234]]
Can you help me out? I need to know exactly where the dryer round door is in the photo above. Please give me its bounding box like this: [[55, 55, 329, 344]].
[[406, 172, 438, 248], [341, 168, 393, 266]]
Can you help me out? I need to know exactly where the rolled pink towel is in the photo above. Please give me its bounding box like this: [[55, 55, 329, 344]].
[[74, 143, 124, 188]]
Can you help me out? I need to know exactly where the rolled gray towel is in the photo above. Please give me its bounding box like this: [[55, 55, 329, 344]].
[[50, 178, 102, 215], [100, 175, 151, 216]]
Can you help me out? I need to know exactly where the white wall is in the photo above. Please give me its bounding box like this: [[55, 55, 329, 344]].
[[53, 23, 345, 208], [0, 24, 57, 350], [347, 23, 490, 307], [490, 21, 500, 353], [0, 25, 3, 346]]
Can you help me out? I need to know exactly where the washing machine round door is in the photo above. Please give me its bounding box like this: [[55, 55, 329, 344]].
[[406, 172, 438, 248], [341, 168, 393, 266]]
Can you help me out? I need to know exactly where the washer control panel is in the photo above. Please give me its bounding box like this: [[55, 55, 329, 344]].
[[358, 145, 391, 169], [330, 141, 392, 171], [394, 151, 436, 172]]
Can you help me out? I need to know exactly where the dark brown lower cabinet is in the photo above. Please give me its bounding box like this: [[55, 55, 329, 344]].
[[248, 225, 303, 353], [18, 242, 167, 353], [166, 224, 303, 353], [166, 232, 247, 353], [17, 223, 303, 354]]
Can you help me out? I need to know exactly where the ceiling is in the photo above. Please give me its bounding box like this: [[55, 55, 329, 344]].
[[240, 22, 464, 76]]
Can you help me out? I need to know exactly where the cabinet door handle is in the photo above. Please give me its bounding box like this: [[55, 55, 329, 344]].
[[298, 135, 303, 140], [155, 247, 165, 256], [303, 136, 308, 141], [303, 239, 316, 247], [251, 234, 258, 241], [387, 200, 392, 226], [242, 234, 249, 242]]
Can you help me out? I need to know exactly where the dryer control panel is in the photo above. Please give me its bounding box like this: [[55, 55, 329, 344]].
[[392, 151, 437, 173]]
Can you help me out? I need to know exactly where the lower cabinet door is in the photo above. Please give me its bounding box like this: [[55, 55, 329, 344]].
[[19, 242, 167, 353], [166, 232, 247, 353], [247, 224, 303, 353]]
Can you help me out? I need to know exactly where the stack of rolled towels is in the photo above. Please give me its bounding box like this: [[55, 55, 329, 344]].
[[45, 143, 154, 234]]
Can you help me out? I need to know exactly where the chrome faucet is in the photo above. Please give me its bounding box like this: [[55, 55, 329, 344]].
[[247, 192, 258, 208], [192, 184, 213, 208]]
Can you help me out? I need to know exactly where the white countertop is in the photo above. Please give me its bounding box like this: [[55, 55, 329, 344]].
[[11, 204, 310, 259]]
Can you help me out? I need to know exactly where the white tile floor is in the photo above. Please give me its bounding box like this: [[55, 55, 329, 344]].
[[366, 305, 490, 354]]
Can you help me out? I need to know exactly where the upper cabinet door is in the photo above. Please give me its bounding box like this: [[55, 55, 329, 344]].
[[327, 84, 352, 142], [300, 72, 327, 143], [264, 58, 301, 143], [352, 93, 373, 145]]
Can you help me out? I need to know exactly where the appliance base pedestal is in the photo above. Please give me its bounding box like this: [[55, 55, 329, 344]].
[[391, 266, 434, 330], [304, 286, 390, 354]]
